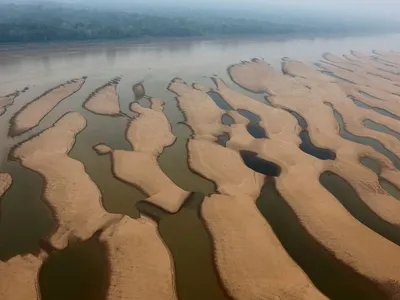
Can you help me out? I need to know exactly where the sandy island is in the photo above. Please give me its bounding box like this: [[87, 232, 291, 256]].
[[100, 216, 177, 300], [0, 173, 12, 199], [83, 77, 121, 116], [94, 98, 190, 213], [9, 78, 86, 136], [12, 112, 120, 249]]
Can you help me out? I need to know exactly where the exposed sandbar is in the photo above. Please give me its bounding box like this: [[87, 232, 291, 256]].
[[168, 79, 228, 141], [0, 254, 43, 300], [202, 194, 327, 300], [100, 216, 177, 300], [96, 100, 189, 213], [0, 173, 12, 198], [12, 112, 120, 249], [83, 77, 121, 116], [9, 78, 85, 136]]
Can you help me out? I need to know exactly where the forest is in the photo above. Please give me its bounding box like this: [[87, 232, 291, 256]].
[[0, 3, 399, 43]]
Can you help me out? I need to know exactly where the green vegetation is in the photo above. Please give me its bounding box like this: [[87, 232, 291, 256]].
[[0, 3, 398, 43]]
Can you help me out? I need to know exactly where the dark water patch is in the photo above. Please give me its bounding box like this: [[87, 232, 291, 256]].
[[379, 178, 400, 201], [352, 98, 400, 121], [237, 109, 268, 139], [221, 113, 235, 125], [39, 236, 109, 300], [330, 106, 400, 169], [256, 179, 386, 300], [299, 130, 336, 160], [321, 70, 357, 84], [137, 97, 151, 109], [320, 172, 400, 246], [246, 123, 267, 139], [137, 194, 230, 300], [240, 151, 281, 176], [207, 91, 233, 111], [0, 161, 54, 260], [133, 83, 146, 100], [217, 133, 230, 147], [287, 109, 308, 129], [360, 157, 382, 174], [363, 119, 400, 140]]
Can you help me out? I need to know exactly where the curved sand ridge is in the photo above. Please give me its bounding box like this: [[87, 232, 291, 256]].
[[9, 78, 86, 136], [0, 173, 12, 198], [219, 62, 400, 297], [169, 80, 327, 299], [12, 112, 120, 249], [100, 216, 177, 300], [94, 98, 189, 213], [0, 254, 44, 300], [83, 77, 121, 116], [227, 59, 400, 223]]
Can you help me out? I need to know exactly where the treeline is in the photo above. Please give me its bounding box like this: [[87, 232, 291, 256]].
[[0, 3, 398, 43]]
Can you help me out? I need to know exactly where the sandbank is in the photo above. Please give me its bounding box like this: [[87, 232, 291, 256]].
[[100, 216, 177, 300], [12, 112, 120, 249], [83, 77, 121, 116], [9, 78, 85, 136], [0, 173, 12, 198]]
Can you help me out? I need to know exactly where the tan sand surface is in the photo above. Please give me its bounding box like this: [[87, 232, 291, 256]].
[[84, 78, 121, 116], [373, 51, 400, 66], [202, 194, 327, 300], [0, 254, 42, 300], [226, 122, 400, 297], [168, 78, 228, 141], [12, 112, 120, 249], [9, 78, 85, 136], [0, 173, 12, 198], [96, 100, 189, 213], [100, 216, 177, 300]]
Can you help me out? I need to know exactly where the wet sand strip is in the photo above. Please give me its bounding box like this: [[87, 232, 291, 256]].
[[257, 179, 386, 300], [11, 112, 121, 249], [363, 119, 400, 141], [9, 78, 86, 136], [137, 194, 231, 300], [0, 87, 28, 116]]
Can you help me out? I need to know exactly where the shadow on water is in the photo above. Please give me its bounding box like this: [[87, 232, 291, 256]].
[[352, 98, 400, 121], [239, 151, 281, 176], [363, 119, 400, 140], [136, 194, 230, 300], [39, 236, 109, 300], [320, 172, 400, 245], [328, 104, 400, 169], [256, 179, 386, 300], [236, 109, 268, 139], [207, 91, 233, 111]]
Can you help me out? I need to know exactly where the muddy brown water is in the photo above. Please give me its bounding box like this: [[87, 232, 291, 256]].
[[1, 34, 400, 299]]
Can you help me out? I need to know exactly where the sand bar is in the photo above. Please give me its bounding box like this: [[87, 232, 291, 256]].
[[0, 254, 42, 300], [0, 173, 12, 198], [96, 100, 189, 213], [9, 78, 85, 136], [100, 216, 177, 300], [84, 78, 121, 116], [12, 112, 120, 249]]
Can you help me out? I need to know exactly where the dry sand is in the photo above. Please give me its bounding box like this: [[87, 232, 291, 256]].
[[84, 78, 121, 116], [9, 78, 85, 136], [168, 78, 228, 141], [202, 194, 327, 300], [100, 216, 177, 300], [227, 57, 400, 297], [0, 254, 43, 300], [0, 173, 12, 198], [12, 112, 120, 249], [95, 100, 189, 213]]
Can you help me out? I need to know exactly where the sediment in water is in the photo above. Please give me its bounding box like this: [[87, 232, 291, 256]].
[[9, 78, 86, 136]]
